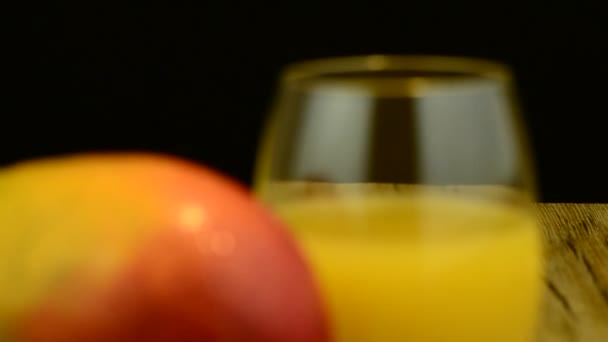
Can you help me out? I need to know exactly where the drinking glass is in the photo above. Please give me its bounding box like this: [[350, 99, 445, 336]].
[[254, 55, 542, 342]]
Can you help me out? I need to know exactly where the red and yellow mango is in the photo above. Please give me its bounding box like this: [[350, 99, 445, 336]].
[[0, 153, 327, 342]]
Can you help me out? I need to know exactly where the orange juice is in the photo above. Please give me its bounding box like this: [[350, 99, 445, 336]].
[[274, 193, 542, 342]]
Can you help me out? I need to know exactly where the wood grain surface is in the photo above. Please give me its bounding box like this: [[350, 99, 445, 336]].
[[536, 204, 608, 342]]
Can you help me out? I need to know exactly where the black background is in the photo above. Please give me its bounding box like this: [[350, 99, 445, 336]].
[[8, 2, 608, 202]]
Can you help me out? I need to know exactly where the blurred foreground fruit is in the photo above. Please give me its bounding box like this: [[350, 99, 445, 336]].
[[0, 153, 327, 342]]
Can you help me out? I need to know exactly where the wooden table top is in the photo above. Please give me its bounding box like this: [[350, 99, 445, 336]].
[[536, 203, 608, 342]]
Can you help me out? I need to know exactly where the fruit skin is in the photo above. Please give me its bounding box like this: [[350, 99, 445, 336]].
[[0, 153, 327, 342]]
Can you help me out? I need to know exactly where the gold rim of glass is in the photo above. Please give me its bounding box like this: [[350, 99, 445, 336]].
[[283, 55, 511, 81], [280, 55, 513, 97]]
